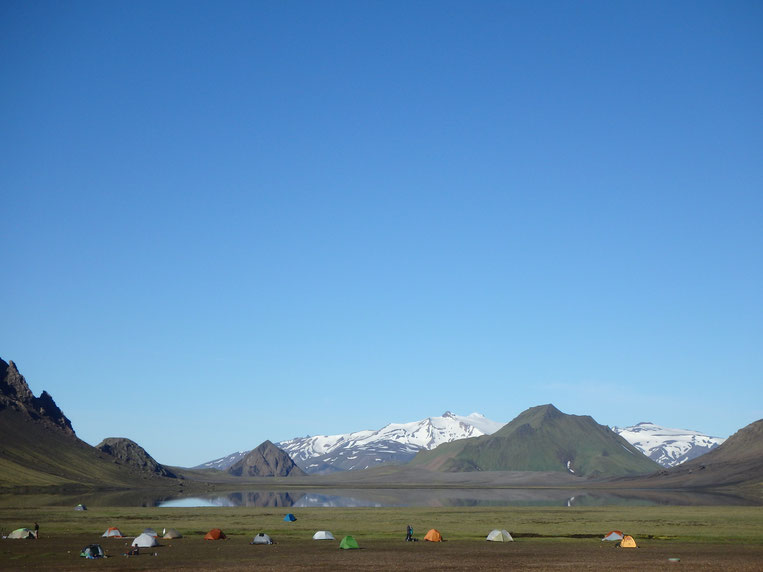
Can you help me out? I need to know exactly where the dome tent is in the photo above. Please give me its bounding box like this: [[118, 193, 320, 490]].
[[486, 529, 513, 542], [313, 530, 335, 540], [8, 528, 35, 539], [80, 544, 105, 558], [162, 528, 182, 539], [132, 533, 159, 548], [251, 533, 273, 545], [204, 528, 226, 540], [619, 535, 638, 548], [339, 535, 359, 549]]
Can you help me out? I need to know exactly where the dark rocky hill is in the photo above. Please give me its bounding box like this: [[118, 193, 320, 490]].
[[0, 357, 180, 489], [410, 404, 660, 477], [227, 440, 306, 477], [97, 437, 178, 479], [0, 358, 74, 436]]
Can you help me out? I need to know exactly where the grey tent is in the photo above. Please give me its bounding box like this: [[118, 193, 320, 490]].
[[312, 530, 335, 540], [132, 533, 159, 548], [251, 533, 274, 545]]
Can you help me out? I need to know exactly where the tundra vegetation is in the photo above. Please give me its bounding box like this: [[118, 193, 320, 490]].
[[1, 504, 762, 570]]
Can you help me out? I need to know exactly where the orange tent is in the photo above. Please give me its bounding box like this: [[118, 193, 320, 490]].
[[619, 535, 637, 548], [424, 529, 443, 542], [204, 528, 226, 540]]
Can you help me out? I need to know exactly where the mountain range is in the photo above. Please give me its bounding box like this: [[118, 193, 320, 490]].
[[2, 356, 760, 498], [199, 412, 724, 473], [197, 411, 502, 473]]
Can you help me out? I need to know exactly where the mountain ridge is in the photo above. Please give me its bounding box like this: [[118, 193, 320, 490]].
[[409, 404, 661, 477], [197, 411, 504, 473], [0, 357, 182, 489], [227, 440, 305, 477]]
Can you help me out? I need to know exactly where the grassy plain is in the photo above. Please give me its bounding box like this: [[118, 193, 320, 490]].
[[2, 504, 763, 570]]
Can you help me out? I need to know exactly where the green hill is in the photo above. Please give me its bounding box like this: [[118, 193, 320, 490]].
[[410, 404, 660, 477]]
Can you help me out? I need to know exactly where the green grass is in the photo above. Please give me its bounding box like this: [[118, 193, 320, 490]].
[[2, 505, 762, 544]]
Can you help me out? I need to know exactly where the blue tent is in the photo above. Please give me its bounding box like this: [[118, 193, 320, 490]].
[[283, 513, 297, 522]]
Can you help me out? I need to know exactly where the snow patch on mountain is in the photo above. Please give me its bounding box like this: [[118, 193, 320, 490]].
[[612, 422, 725, 468], [197, 411, 504, 473], [281, 411, 502, 464]]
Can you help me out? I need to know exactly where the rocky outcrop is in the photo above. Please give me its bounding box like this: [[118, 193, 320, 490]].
[[227, 440, 306, 477], [0, 358, 75, 436], [96, 437, 178, 478]]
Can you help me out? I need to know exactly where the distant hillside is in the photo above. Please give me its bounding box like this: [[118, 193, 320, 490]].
[[0, 357, 180, 489], [227, 440, 305, 477], [97, 437, 178, 479], [410, 404, 660, 477], [633, 418, 763, 491], [613, 422, 724, 467]]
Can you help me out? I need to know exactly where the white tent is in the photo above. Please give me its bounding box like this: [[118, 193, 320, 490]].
[[142, 528, 158, 537], [312, 530, 335, 540], [486, 529, 513, 542], [251, 533, 273, 544], [132, 533, 159, 548], [102, 527, 124, 538]]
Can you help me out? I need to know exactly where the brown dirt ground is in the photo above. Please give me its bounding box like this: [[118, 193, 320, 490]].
[[2, 534, 763, 571]]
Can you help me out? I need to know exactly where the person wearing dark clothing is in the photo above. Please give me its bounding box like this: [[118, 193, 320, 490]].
[[406, 524, 413, 541], [34, 523, 39, 539]]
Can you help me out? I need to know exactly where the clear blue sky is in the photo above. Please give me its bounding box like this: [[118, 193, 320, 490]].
[[2, 1, 761, 467]]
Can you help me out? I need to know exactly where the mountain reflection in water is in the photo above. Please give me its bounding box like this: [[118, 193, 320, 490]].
[[154, 487, 758, 508], [0, 487, 757, 509]]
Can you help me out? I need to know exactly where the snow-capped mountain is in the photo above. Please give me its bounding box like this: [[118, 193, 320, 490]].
[[612, 422, 725, 468], [278, 411, 504, 473], [196, 411, 504, 473]]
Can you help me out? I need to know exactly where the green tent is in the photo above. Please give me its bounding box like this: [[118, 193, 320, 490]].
[[339, 535, 359, 550]]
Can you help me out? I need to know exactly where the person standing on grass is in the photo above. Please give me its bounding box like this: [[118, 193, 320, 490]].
[[34, 523, 39, 539]]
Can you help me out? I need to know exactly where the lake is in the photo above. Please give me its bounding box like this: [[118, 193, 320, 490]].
[[1, 487, 756, 509], [154, 487, 756, 508]]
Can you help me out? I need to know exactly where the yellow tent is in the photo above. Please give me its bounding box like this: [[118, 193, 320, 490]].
[[620, 535, 637, 548]]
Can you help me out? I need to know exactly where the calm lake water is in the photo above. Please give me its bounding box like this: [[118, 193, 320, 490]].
[[2, 487, 756, 509], [151, 487, 756, 508]]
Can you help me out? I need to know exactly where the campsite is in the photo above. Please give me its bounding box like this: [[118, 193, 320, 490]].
[[2, 503, 762, 570]]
